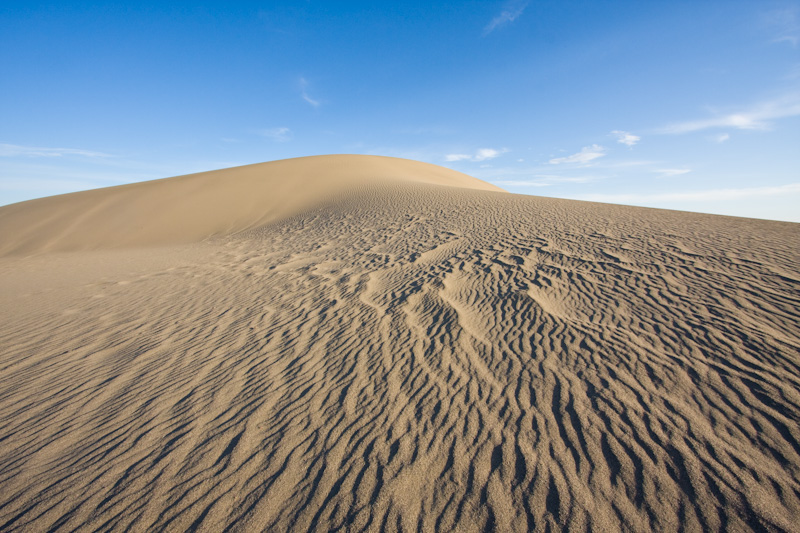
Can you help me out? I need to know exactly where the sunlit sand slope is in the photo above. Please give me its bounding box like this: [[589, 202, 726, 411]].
[[1, 158, 799, 532], [0, 155, 501, 256]]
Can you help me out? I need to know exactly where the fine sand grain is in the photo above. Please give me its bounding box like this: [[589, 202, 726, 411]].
[[1, 155, 799, 532]]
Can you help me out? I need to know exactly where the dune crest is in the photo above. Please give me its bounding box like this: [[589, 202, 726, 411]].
[[1, 157, 800, 531], [0, 155, 502, 256]]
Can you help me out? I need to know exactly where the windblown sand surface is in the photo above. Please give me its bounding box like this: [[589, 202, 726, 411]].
[[1, 155, 799, 532]]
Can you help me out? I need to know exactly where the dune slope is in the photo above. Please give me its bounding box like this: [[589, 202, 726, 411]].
[[0, 155, 501, 256], [1, 156, 800, 532]]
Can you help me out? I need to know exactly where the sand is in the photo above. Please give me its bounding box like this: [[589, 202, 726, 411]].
[[1, 155, 799, 532]]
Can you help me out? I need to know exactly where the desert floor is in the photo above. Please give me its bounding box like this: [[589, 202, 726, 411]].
[[1, 156, 799, 532]]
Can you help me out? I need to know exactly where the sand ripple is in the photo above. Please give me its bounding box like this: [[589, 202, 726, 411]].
[[1, 183, 799, 531]]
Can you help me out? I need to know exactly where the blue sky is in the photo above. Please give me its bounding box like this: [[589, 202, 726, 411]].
[[2, 1, 799, 221]]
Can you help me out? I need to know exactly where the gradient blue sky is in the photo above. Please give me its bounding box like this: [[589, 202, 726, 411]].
[[2, 1, 799, 221]]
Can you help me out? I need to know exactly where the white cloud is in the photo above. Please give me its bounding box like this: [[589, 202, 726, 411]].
[[258, 127, 292, 142], [578, 183, 800, 204], [445, 147, 509, 162], [659, 93, 800, 134], [549, 144, 606, 165], [611, 130, 640, 146], [715, 133, 730, 143], [475, 148, 506, 161], [0, 143, 110, 158], [484, 1, 528, 35], [299, 77, 320, 107], [654, 168, 691, 178]]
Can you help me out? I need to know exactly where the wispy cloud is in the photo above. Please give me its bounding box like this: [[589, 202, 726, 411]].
[[495, 180, 551, 187], [762, 6, 799, 46], [494, 174, 599, 187], [654, 168, 691, 178], [0, 178, 95, 192], [484, 1, 528, 35], [0, 143, 111, 158], [549, 144, 605, 165], [611, 130, 640, 146], [299, 77, 320, 107], [537, 175, 598, 183], [659, 93, 800, 133], [579, 183, 800, 204], [715, 133, 730, 143], [445, 147, 509, 162], [593, 159, 655, 169], [258, 127, 292, 142]]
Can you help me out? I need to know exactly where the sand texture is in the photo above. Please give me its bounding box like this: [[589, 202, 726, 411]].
[[1, 155, 799, 532]]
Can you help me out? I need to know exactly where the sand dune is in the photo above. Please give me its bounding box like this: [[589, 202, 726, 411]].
[[0, 155, 501, 256], [1, 155, 800, 531]]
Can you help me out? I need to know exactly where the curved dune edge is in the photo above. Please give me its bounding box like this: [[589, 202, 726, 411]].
[[0, 155, 503, 256]]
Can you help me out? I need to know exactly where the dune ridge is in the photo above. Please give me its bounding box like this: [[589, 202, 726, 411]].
[[1, 156, 800, 531], [0, 155, 501, 256]]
